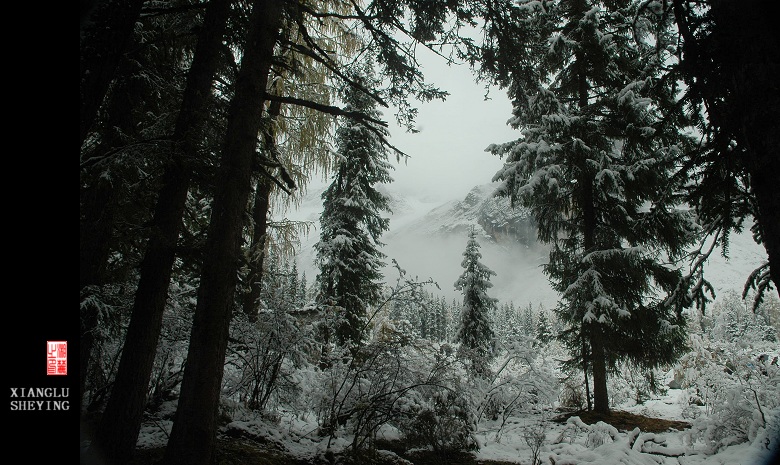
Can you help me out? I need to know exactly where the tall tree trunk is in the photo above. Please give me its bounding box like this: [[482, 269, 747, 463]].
[[590, 327, 610, 414], [83, 1, 233, 464], [80, 0, 147, 146], [80, 176, 118, 404], [242, 179, 273, 319], [160, 1, 284, 464], [80, 53, 145, 405], [242, 97, 282, 319], [582, 334, 591, 411], [581, 176, 608, 413], [572, 0, 608, 413]]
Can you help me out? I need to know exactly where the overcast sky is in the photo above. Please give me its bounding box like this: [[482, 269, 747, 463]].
[[300, 40, 520, 205], [381, 46, 519, 203]]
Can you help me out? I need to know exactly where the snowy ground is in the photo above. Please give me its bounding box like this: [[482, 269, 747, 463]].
[[469, 388, 777, 465], [135, 384, 779, 465]]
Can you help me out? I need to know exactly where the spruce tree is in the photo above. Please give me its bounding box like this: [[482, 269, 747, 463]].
[[523, 303, 534, 337], [487, 0, 698, 413], [315, 62, 393, 352], [536, 311, 553, 346], [434, 296, 449, 341], [454, 227, 497, 375], [298, 272, 309, 307]]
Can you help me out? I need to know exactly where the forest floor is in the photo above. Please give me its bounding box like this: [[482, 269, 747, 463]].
[[124, 410, 690, 465], [99, 383, 779, 465], [551, 409, 691, 433], [127, 438, 535, 464]]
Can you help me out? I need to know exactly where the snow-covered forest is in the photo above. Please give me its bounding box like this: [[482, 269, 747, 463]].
[[79, 1, 780, 465]]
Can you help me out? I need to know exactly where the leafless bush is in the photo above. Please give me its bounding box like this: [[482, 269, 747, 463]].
[[522, 421, 547, 465]]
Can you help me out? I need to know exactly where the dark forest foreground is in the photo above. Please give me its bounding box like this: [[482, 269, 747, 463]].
[[117, 411, 690, 465]]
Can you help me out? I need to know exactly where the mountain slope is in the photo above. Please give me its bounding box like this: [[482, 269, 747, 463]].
[[382, 182, 555, 307], [286, 182, 771, 311]]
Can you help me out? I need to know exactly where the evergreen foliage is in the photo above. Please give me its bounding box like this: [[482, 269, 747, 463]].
[[78, 0, 780, 461], [315, 62, 394, 352], [536, 311, 553, 346], [486, 0, 699, 412], [454, 227, 497, 375], [672, 0, 780, 301]]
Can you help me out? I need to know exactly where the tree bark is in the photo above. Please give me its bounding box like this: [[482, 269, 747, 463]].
[[160, 1, 284, 464], [242, 179, 273, 319], [80, 0, 147, 146], [582, 334, 591, 411], [590, 327, 610, 414], [80, 176, 118, 404], [83, 1, 233, 464], [80, 53, 146, 405], [581, 175, 608, 413], [572, 0, 607, 413], [242, 97, 282, 319]]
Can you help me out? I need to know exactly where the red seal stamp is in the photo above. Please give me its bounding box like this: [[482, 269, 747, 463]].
[[47, 341, 67, 375]]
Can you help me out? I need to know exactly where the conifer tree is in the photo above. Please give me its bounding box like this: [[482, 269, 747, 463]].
[[433, 296, 449, 341], [454, 227, 497, 375], [288, 261, 300, 306], [523, 303, 535, 337], [299, 271, 308, 306], [315, 61, 393, 352], [487, 0, 698, 412], [536, 311, 553, 345]]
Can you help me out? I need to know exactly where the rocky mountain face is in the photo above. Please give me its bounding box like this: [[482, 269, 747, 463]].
[[287, 182, 556, 308], [287, 181, 769, 310], [379, 183, 556, 307], [390, 182, 537, 247]]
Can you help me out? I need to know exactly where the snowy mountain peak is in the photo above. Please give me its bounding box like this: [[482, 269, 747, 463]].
[[388, 182, 536, 247], [287, 180, 769, 311]]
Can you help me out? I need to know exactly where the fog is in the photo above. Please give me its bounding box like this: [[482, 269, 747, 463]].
[[382, 228, 556, 309]]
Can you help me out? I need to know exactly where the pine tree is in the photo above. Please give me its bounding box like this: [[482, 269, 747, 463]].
[[299, 271, 308, 306], [288, 261, 300, 307], [523, 303, 534, 337], [454, 227, 497, 375], [83, 2, 233, 463], [434, 296, 449, 341], [315, 61, 393, 352], [536, 311, 553, 345], [487, 1, 698, 413]]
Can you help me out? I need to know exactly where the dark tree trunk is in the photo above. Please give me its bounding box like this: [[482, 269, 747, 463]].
[[747, 139, 780, 297], [582, 177, 608, 413], [242, 179, 273, 319], [80, 53, 145, 405], [242, 97, 282, 319], [83, 1, 233, 464], [572, 0, 608, 411], [590, 329, 610, 414], [79, 175, 118, 403], [160, 1, 284, 464], [582, 334, 591, 411], [80, 0, 147, 146]]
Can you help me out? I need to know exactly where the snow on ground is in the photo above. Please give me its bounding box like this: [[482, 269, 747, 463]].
[[471, 386, 778, 465], [135, 384, 779, 465], [134, 188, 775, 465]]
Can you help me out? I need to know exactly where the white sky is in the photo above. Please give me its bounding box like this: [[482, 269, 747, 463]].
[[300, 39, 519, 205], [382, 47, 519, 203]]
